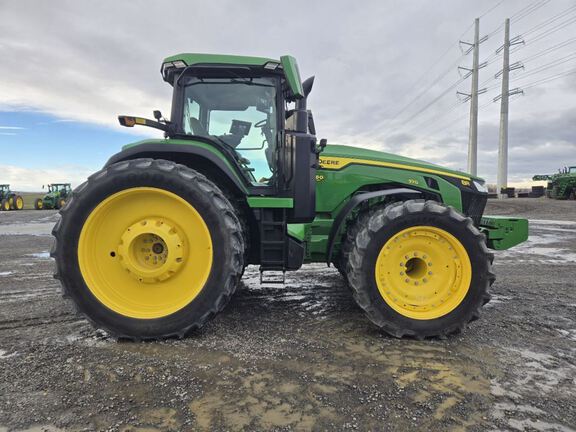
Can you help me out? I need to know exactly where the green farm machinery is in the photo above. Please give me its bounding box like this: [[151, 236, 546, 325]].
[[52, 53, 529, 340], [0, 184, 24, 211], [35, 183, 72, 210], [533, 167, 576, 200]]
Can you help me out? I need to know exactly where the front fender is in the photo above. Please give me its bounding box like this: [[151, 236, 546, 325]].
[[326, 188, 421, 265]]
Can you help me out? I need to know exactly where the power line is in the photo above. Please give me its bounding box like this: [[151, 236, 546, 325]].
[[520, 67, 576, 90], [521, 4, 576, 36], [513, 52, 576, 82], [480, 0, 507, 19], [516, 37, 576, 63], [512, 0, 551, 23], [417, 97, 494, 139], [386, 73, 470, 136], [382, 52, 465, 128], [380, 3, 503, 137], [527, 15, 576, 44]]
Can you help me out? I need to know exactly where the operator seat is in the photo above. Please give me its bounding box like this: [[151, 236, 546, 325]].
[[189, 117, 209, 137]]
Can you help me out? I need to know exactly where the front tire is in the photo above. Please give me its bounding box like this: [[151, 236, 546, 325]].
[[14, 195, 24, 210], [34, 198, 43, 210], [345, 200, 493, 339], [1, 199, 9, 211], [52, 159, 245, 340]]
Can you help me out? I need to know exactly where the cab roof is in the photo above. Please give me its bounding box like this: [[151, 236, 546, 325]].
[[161, 53, 304, 99], [163, 53, 278, 69]]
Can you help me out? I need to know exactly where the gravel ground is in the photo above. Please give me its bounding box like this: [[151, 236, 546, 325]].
[[0, 199, 575, 431]]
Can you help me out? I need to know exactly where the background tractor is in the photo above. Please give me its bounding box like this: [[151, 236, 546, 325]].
[[533, 166, 576, 200], [35, 183, 71, 210], [0, 184, 24, 211], [52, 53, 528, 340]]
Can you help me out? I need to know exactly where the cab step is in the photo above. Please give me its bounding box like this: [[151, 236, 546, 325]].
[[259, 269, 286, 285]]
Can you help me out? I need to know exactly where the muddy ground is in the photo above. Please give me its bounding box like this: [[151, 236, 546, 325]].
[[0, 198, 575, 431]]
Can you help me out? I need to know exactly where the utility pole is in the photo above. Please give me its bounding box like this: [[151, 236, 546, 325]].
[[495, 19, 524, 199], [468, 18, 480, 176], [459, 19, 487, 176], [497, 19, 510, 199]]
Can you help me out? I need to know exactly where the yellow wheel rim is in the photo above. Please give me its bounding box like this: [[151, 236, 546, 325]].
[[78, 187, 213, 319], [375, 226, 472, 320], [16, 197, 23, 210]]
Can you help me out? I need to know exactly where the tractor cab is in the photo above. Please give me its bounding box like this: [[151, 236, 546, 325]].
[[47, 183, 71, 197], [0, 184, 9, 199], [119, 54, 320, 224]]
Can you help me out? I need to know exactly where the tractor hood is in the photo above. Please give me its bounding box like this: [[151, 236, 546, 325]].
[[320, 144, 482, 182]]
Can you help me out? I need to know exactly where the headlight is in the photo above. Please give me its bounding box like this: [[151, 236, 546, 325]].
[[473, 180, 487, 193]]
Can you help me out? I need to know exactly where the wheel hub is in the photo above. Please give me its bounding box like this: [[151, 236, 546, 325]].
[[375, 226, 471, 320], [117, 218, 185, 283]]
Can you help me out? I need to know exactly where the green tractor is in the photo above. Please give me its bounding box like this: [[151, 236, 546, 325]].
[[35, 183, 72, 210], [0, 184, 24, 211], [533, 166, 576, 200], [52, 53, 528, 340]]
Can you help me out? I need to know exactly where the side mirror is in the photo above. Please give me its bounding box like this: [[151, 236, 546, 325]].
[[42, 185, 45, 189], [153, 110, 162, 121], [316, 138, 327, 154]]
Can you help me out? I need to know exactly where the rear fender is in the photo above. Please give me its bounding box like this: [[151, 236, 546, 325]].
[[104, 142, 249, 197]]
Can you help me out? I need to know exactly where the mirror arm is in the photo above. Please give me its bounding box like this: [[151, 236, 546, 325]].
[[118, 116, 174, 135]]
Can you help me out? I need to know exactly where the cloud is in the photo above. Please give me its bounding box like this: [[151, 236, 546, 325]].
[[0, 164, 93, 192], [0, 0, 574, 184]]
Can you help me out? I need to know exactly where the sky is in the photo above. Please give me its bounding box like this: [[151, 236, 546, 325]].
[[0, 0, 575, 190]]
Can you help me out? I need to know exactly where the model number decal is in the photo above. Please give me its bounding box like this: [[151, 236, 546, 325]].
[[461, 179, 471, 186], [315, 175, 325, 182], [408, 179, 419, 185]]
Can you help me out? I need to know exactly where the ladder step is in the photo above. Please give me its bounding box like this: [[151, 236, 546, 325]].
[[259, 269, 285, 284]]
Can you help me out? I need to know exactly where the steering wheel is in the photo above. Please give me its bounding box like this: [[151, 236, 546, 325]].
[[254, 119, 267, 128]]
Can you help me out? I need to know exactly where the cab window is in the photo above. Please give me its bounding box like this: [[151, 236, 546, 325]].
[[181, 77, 278, 185]]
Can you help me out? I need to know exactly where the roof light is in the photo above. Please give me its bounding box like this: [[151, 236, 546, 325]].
[[263, 62, 279, 70], [172, 60, 187, 68], [162, 61, 174, 69]]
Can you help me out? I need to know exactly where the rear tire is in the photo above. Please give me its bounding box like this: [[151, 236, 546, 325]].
[[52, 158, 245, 340], [345, 200, 493, 339]]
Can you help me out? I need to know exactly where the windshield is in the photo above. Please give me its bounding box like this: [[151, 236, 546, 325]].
[[181, 77, 278, 185], [570, 167, 576, 174]]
